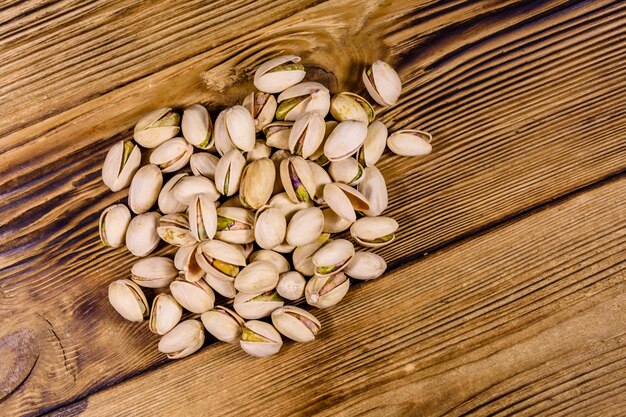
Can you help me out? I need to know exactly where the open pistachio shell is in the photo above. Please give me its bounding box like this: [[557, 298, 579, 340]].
[[276, 271, 306, 300], [305, 272, 350, 309], [150, 137, 193, 173], [247, 139, 272, 162], [249, 250, 290, 274], [306, 161, 332, 204], [214, 105, 256, 155], [324, 120, 367, 162], [350, 216, 398, 248], [387, 129, 432, 156], [356, 120, 388, 167], [134, 107, 180, 148], [323, 182, 370, 223], [182, 104, 213, 149], [190, 153, 219, 179], [276, 82, 330, 121], [280, 156, 316, 203], [242, 92, 277, 132], [312, 239, 355, 276], [239, 158, 275, 209], [128, 164, 163, 214], [149, 293, 183, 335], [328, 157, 364, 186], [157, 213, 196, 247], [158, 319, 205, 359], [125, 212, 161, 257], [292, 233, 330, 276], [215, 206, 255, 244], [108, 279, 149, 322], [188, 193, 218, 241], [102, 140, 142, 192], [358, 166, 388, 217], [99, 204, 131, 248], [264, 122, 293, 150], [240, 320, 283, 357], [321, 207, 352, 234], [362, 60, 402, 106], [195, 239, 247, 282], [329, 92, 375, 124], [234, 261, 279, 294], [175, 244, 205, 282], [158, 173, 188, 214], [344, 252, 387, 280], [234, 291, 284, 320], [131, 256, 178, 288], [272, 306, 321, 342], [214, 149, 246, 196], [270, 150, 290, 195], [170, 279, 215, 314], [288, 112, 326, 159], [268, 192, 314, 222], [309, 120, 337, 165], [201, 306, 244, 343], [172, 175, 220, 206], [205, 274, 237, 298], [254, 206, 287, 250], [253, 55, 305, 94], [286, 207, 323, 247]]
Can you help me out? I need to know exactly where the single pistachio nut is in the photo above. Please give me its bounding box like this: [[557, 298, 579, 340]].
[[309, 120, 337, 165], [350, 216, 398, 248], [242, 92, 277, 132], [172, 175, 220, 206], [175, 244, 205, 282], [305, 272, 350, 309], [271, 306, 321, 342], [170, 278, 215, 314], [190, 153, 219, 179], [201, 306, 244, 343], [246, 139, 272, 162], [249, 250, 290, 274], [276, 81, 330, 121], [181, 104, 213, 149], [157, 213, 196, 247], [312, 239, 355, 276], [149, 293, 183, 335], [158, 173, 188, 214], [324, 120, 367, 162], [102, 140, 141, 192], [276, 271, 306, 300], [254, 55, 305, 94], [150, 137, 193, 173], [195, 239, 247, 282], [158, 319, 205, 359], [108, 279, 149, 322], [239, 157, 275, 209], [240, 320, 283, 357], [188, 193, 217, 241], [204, 273, 237, 298], [328, 157, 364, 186], [293, 233, 331, 276], [329, 92, 375, 124], [214, 149, 246, 196], [387, 130, 432, 156], [288, 112, 326, 159], [131, 256, 178, 288], [306, 161, 332, 204], [254, 206, 287, 250], [234, 261, 279, 294], [214, 105, 256, 155], [128, 164, 163, 214], [358, 166, 388, 216], [99, 204, 131, 248], [134, 107, 180, 148], [356, 120, 387, 167], [215, 206, 255, 244], [286, 207, 323, 247], [234, 291, 284, 320], [344, 252, 387, 280], [264, 122, 292, 150], [362, 60, 402, 106], [270, 150, 290, 195], [280, 156, 316, 203], [321, 207, 352, 234], [125, 212, 161, 257], [323, 182, 370, 223]]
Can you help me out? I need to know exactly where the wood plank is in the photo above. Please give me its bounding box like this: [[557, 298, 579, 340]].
[[59, 171, 626, 417]]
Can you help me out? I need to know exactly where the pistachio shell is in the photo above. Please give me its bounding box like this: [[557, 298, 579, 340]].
[[362, 60, 402, 106], [234, 292, 284, 320], [358, 166, 388, 216], [329, 92, 375, 124], [350, 216, 398, 248], [182, 104, 213, 149], [239, 158, 275, 209], [149, 293, 183, 335], [190, 153, 219, 179], [292, 233, 330, 276], [220, 195, 245, 208], [131, 256, 178, 288], [246, 139, 272, 162], [214, 105, 256, 154], [204, 274, 237, 298], [108, 279, 149, 322], [195, 240, 247, 282], [321, 207, 352, 233], [356, 120, 387, 167], [234, 261, 279, 294], [276, 271, 306, 300], [150, 137, 193, 173], [249, 250, 290, 274], [157, 213, 196, 247], [271, 306, 321, 342], [264, 122, 292, 150], [175, 244, 205, 282], [201, 306, 244, 343], [309, 120, 337, 164], [172, 175, 220, 205], [344, 252, 387, 280], [215, 206, 255, 244], [286, 207, 323, 247], [102, 140, 141, 192], [242, 92, 277, 132], [387, 130, 432, 156], [158, 319, 205, 359], [188, 193, 217, 241], [253, 55, 305, 94], [270, 150, 290, 195], [322, 183, 370, 223], [305, 272, 350, 309], [134, 107, 180, 148], [158, 173, 188, 214], [288, 112, 326, 159], [99, 204, 131, 248], [254, 206, 287, 250], [125, 212, 161, 257], [324, 120, 367, 162], [306, 161, 332, 204], [268, 192, 313, 222], [238, 242, 255, 259], [280, 156, 316, 203], [170, 279, 215, 314], [213, 149, 245, 196], [128, 164, 163, 214], [276, 82, 330, 121], [312, 239, 355, 276], [272, 242, 296, 254], [240, 320, 283, 357], [328, 157, 364, 186]]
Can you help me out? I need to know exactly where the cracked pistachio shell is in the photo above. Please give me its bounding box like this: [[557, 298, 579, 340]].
[[356, 120, 388, 167], [280, 156, 316, 203], [344, 252, 387, 280], [293, 233, 330, 276], [158, 319, 205, 359], [102, 140, 141, 192], [134, 107, 180, 148], [172, 175, 220, 206], [276, 82, 330, 121], [330, 92, 375, 124], [322, 207, 352, 234], [264, 122, 292, 150], [324, 120, 367, 162], [214, 105, 256, 155], [158, 173, 188, 214], [309, 120, 337, 165], [328, 157, 364, 186], [205, 273, 237, 298], [131, 256, 178, 288], [247, 139, 272, 162], [276, 271, 306, 300], [195, 239, 247, 282], [249, 250, 290, 274], [240, 320, 283, 357], [234, 261, 279, 294], [268, 192, 314, 222], [234, 291, 284, 320], [175, 244, 205, 282], [305, 272, 350, 309], [243, 92, 277, 132], [108, 279, 149, 322], [170, 279, 215, 314], [362, 60, 402, 106], [157, 213, 196, 247], [149, 293, 183, 335], [323, 182, 370, 223], [215, 149, 246, 196], [128, 164, 163, 214], [387, 130, 432, 156], [307, 161, 332, 204], [150, 137, 193, 173], [188, 193, 217, 241], [125, 212, 161, 257], [190, 153, 219, 179], [270, 150, 290, 195], [358, 166, 388, 217], [286, 207, 323, 247], [201, 306, 244, 343], [254, 55, 305, 94], [239, 158, 275, 210], [351, 216, 398, 248], [181, 104, 213, 149], [272, 306, 321, 342], [215, 206, 254, 244], [254, 206, 287, 250], [99, 204, 131, 248], [288, 112, 326, 159], [312, 239, 355, 276]]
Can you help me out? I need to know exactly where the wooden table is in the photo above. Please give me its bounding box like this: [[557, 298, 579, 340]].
[[1, 0, 625, 415]]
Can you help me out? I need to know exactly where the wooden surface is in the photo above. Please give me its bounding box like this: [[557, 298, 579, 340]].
[[0, 0, 625, 416]]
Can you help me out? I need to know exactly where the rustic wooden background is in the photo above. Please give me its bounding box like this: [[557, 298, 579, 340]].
[[1, 0, 625, 416]]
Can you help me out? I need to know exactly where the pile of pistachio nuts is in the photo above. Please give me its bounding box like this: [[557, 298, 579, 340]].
[[100, 55, 432, 358]]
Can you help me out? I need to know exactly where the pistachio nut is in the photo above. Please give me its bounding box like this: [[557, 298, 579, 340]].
[[190, 152, 219, 179], [158, 173, 188, 214], [214, 149, 246, 196], [234, 291, 284, 320], [215, 206, 254, 244], [356, 120, 387, 167], [234, 260, 279, 294], [242, 91, 277, 132], [268, 192, 314, 221], [188, 193, 217, 241], [288, 112, 326, 159], [240, 320, 283, 357], [201, 306, 244, 343], [249, 250, 290, 274], [149, 293, 183, 335], [309, 120, 337, 166], [323, 182, 370, 223], [357, 166, 388, 216], [195, 239, 247, 282], [280, 156, 316, 203], [254, 206, 287, 250], [276, 81, 331, 121], [324, 120, 367, 162], [305, 272, 350, 309], [108, 279, 149, 322], [246, 139, 272, 162], [263, 121, 292, 150], [272, 241, 296, 254], [271, 306, 321, 343], [172, 175, 220, 205], [312, 239, 355, 276], [150, 137, 193, 173], [292, 233, 330, 276], [276, 271, 306, 300], [128, 164, 163, 214], [131, 256, 178, 288], [181, 104, 213, 149], [134, 107, 180, 148], [170, 278, 215, 313], [270, 150, 290, 195], [158, 319, 205, 359], [99, 204, 131, 248], [362, 60, 402, 106], [387, 130, 432, 156], [344, 252, 387, 280], [329, 92, 375, 124], [214, 105, 256, 155], [204, 273, 237, 298], [102, 140, 141, 192], [157, 213, 196, 247], [125, 212, 161, 257], [306, 161, 332, 204], [253, 55, 305, 94], [239, 157, 275, 209], [174, 244, 205, 282], [350, 216, 398, 248], [328, 157, 364, 186], [321, 207, 352, 234], [286, 207, 323, 247]]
